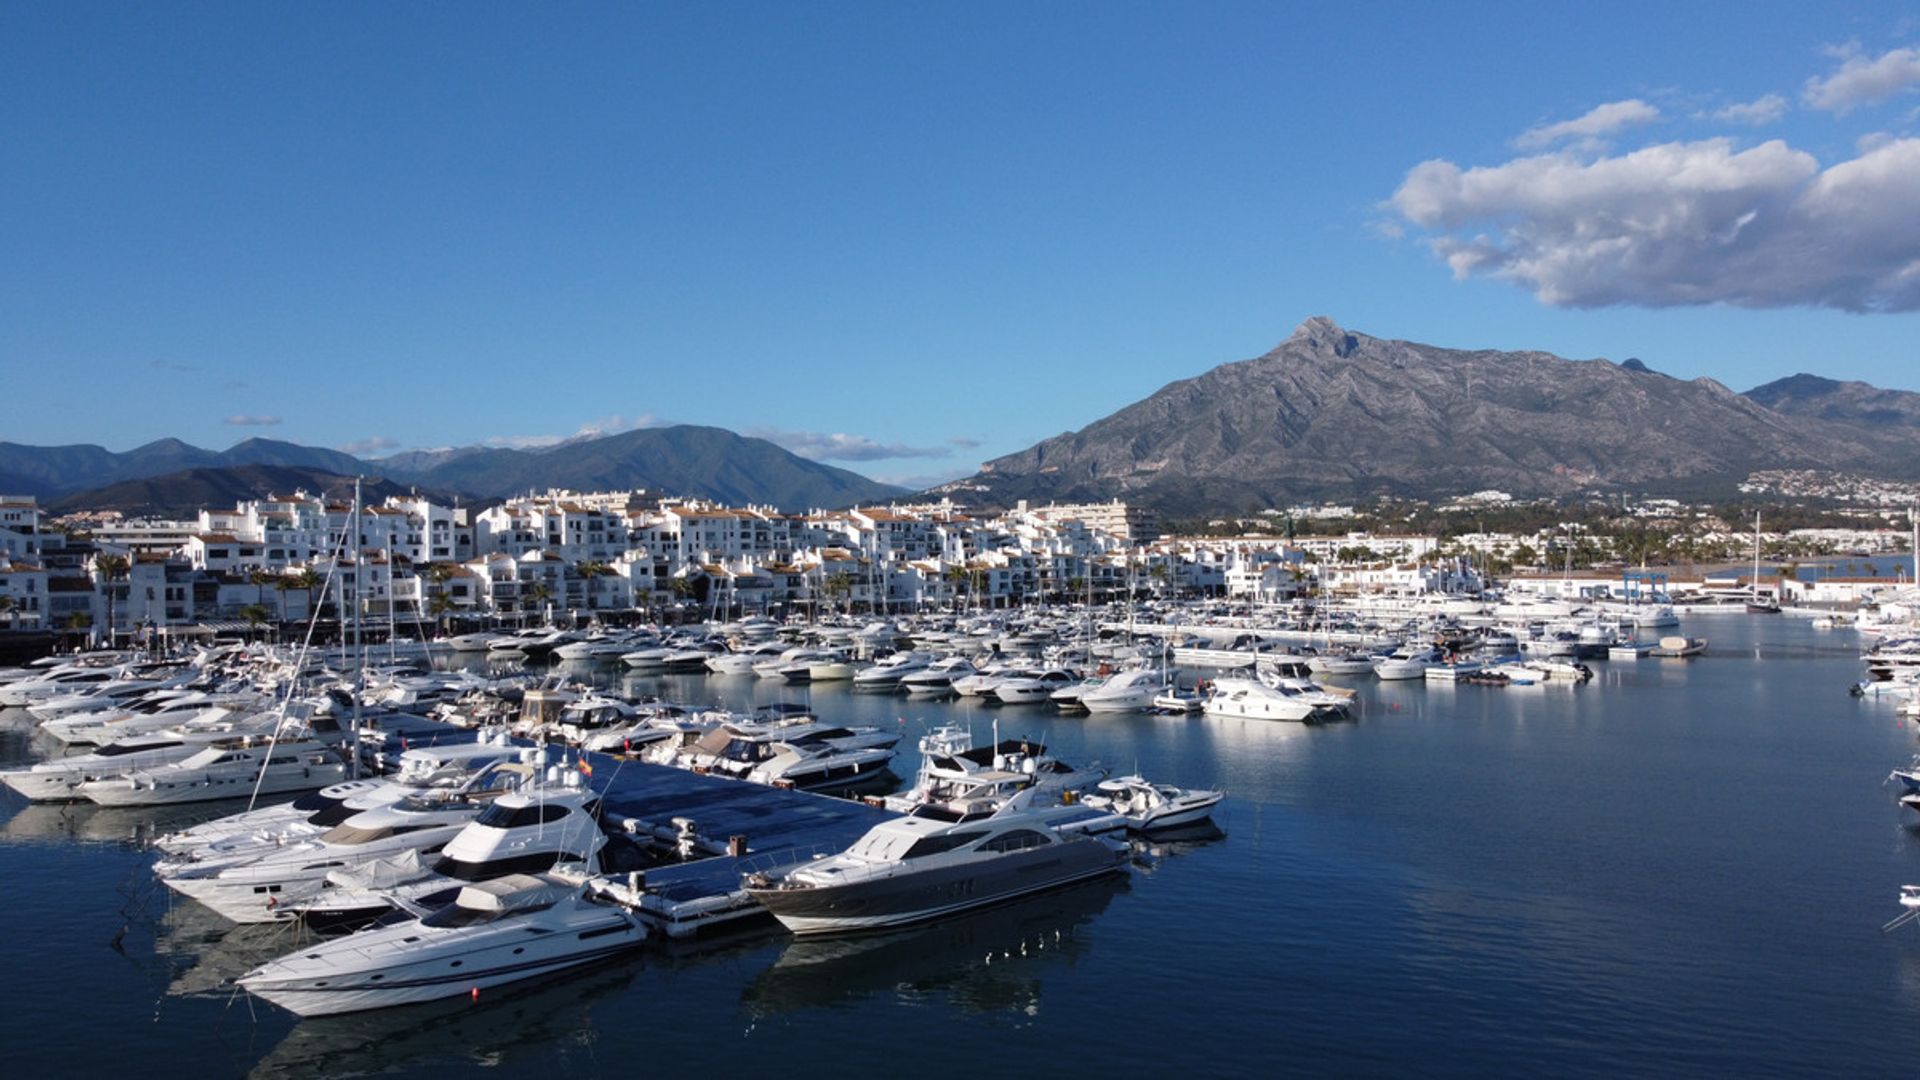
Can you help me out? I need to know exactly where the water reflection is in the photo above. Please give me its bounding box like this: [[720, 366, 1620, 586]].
[[741, 877, 1126, 1018], [246, 959, 640, 1079]]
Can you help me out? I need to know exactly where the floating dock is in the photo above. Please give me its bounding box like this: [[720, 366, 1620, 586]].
[[587, 753, 896, 938]]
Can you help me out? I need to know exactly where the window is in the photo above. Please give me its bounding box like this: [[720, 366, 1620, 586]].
[[981, 829, 1051, 853], [474, 802, 572, 829], [902, 829, 989, 859]]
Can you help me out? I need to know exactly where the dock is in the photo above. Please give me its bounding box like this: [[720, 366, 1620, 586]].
[[586, 752, 896, 938]]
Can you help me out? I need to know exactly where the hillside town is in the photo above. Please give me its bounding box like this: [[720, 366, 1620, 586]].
[[1, 486, 1914, 649]]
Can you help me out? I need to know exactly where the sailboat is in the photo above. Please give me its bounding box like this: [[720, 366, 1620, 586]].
[[1746, 510, 1780, 614]]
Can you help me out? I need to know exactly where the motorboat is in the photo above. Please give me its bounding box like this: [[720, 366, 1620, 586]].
[[1150, 686, 1204, 712], [660, 720, 899, 792], [1079, 774, 1223, 832], [281, 770, 609, 931], [1371, 644, 1439, 681], [154, 738, 523, 856], [159, 760, 544, 923], [1306, 650, 1376, 677], [985, 668, 1079, 705], [899, 656, 980, 697], [705, 642, 786, 676], [238, 869, 647, 1016], [1202, 673, 1345, 722], [1078, 666, 1166, 714], [850, 651, 936, 691], [75, 735, 350, 807], [743, 789, 1129, 936], [880, 724, 1103, 813]]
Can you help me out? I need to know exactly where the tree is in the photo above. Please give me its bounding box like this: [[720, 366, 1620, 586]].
[[249, 567, 276, 611], [427, 592, 456, 636], [824, 571, 854, 615], [421, 562, 457, 635], [239, 603, 271, 642], [576, 561, 611, 612], [93, 553, 130, 647], [523, 581, 554, 626], [289, 567, 322, 621], [0, 595, 15, 629]]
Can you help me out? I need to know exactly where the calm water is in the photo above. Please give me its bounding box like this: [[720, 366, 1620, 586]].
[[4, 615, 1917, 1078]]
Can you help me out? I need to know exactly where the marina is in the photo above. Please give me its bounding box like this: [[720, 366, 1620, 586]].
[[5, 608, 1920, 1076]]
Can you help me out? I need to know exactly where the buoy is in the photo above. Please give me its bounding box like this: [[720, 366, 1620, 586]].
[[471, 987, 480, 1002]]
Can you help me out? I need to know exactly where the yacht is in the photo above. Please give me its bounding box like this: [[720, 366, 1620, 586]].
[[705, 642, 786, 676], [1371, 644, 1439, 681], [238, 870, 647, 1016], [899, 656, 980, 697], [1078, 666, 1166, 714], [75, 735, 349, 807], [880, 725, 1103, 813], [849, 651, 935, 691], [154, 739, 523, 856], [0, 710, 296, 802], [985, 668, 1080, 705], [159, 762, 542, 923], [661, 720, 898, 791], [281, 773, 608, 931], [744, 790, 1129, 936], [1079, 774, 1223, 832], [1202, 673, 1345, 722]]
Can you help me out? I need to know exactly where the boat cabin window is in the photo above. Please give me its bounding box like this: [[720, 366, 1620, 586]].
[[475, 802, 573, 829], [96, 740, 182, 757], [980, 829, 1051, 853], [901, 829, 989, 859]]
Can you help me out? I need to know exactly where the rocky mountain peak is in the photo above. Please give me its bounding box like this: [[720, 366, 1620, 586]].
[[1286, 315, 1361, 358]]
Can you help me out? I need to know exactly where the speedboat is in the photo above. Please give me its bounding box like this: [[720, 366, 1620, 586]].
[[1371, 644, 1438, 681], [1079, 775, 1223, 831], [744, 789, 1129, 936], [237, 869, 647, 1016]]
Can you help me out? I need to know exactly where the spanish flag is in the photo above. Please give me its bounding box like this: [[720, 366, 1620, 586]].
[[578, 757, 594, 778]]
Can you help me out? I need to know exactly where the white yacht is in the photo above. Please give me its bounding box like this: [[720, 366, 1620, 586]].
[[158, 764, 540, 923], [880, 725, 1103, 813], [850, 650, 936, 690], [75, 735, 349, 807], [283, 775, 608, 931], [238, 870, 647, 1016], [1080, 775, 1223, 832], [1371, 644, 1439, 681], [661, 720, 898, 791], [744, 789, 1129, 936], [1202, 674, 1344, 722], [985, 668, 1080, 704], [899, 655, 980, 696], [1078, 666, 1166, 714]]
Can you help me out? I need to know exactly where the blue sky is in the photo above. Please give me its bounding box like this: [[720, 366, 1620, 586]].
[[5, 2, 1918, 488]]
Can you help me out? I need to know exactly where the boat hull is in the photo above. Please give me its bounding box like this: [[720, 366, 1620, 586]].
[[750, 839, 1125, 936]]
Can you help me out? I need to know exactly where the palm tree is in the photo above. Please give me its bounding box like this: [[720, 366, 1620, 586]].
[[239, 603, 270, 642], [0, 594, 15, 630], [93, 553, 130, 647], [824, 571, 854, 615], [421, 562, 457, 635], [576, 561, 611, 612], [943, 565, 970, 611], [289, 567, 322, 622], [523, 581, 554, 627]]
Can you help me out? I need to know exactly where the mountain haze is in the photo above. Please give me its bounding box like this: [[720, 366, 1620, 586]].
[[946, 318, 1920, 514]]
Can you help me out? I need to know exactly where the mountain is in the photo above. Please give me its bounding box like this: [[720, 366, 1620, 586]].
[[5, 426, 904, 514], [942, 317, 1920, 515], [380, 425, 904, 511], [47, 467, 444, 519], [0, 438, 367, 501], [1743, 374, 1920, 430]]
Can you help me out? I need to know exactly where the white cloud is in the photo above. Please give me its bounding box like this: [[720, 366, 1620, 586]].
[[1514, 99, 1661, 150], [568, 413, 660, 440], [1713, 93, 1788, 125], [747, 428, 953, 462], [224, 414, 282, 426], [1389, 136, 1920, 312], [1804, 46, 1920, 113], [339, 436, 399, 457]]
